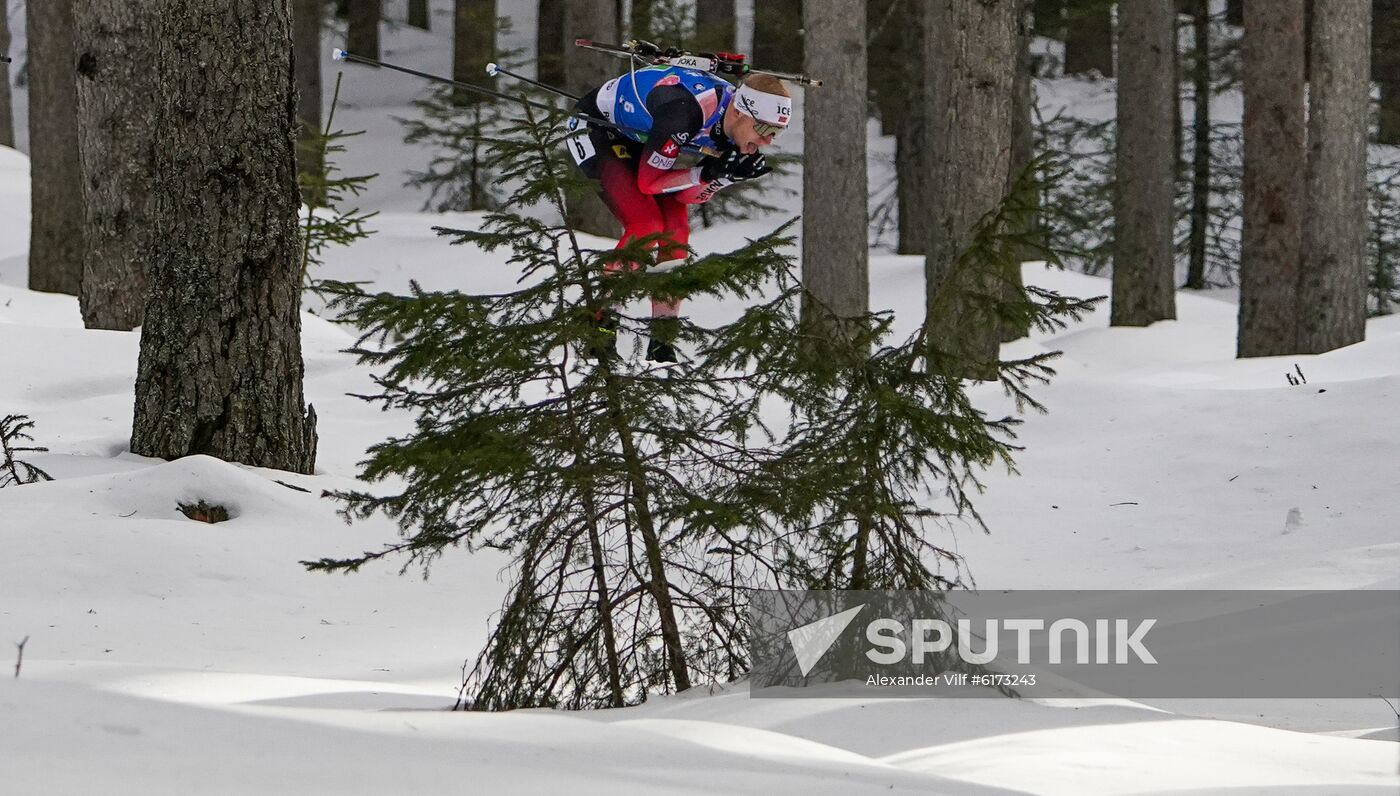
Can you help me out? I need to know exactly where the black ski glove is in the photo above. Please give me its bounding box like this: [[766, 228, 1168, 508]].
[[700, 150, 772, 183]]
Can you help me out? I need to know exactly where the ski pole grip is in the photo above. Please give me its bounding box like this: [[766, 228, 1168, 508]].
[[485, 63, 500, 77], [331, 48, 347, 62]]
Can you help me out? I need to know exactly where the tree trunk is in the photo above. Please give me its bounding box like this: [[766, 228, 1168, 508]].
[[408, 0, 431, 29], [694, 0, 736, 53], [753, 0, 803, 74], [294, 0, 324, 200], [347, 0, 380, 58], [131, 0, 317, 474], [1184, 0, 1211, 290], [454, 0, 496, 105], [1111, 0, 1177, 326], [1374, 0, 1400, 144], [1226, 0, 1243, 26], [801, 0, 869, 338], [1064, 0, 1114, 77], [0, 6, 13, 148], [1300, 0, 1371, 352], [630, 0, 652, 40], [924, 0, 1017, 375], [537, 0, 566, 85], [565, 0, 622, 238], [1033, 0, 1066, 39], [26, 0, 84, 296], [73, 0, 156, 331], [869, 0, 930, 255], [1239, 0, 1306, 357], [1003, 0, 1035, 342]]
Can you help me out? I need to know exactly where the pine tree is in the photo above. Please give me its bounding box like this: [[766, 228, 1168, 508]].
[[1374, 0, 1400, 145], [1239, 0, 1307, 357], [1183, 0, 1212, 291], [1111, 0, 1176, 327], [924, 0, 1018, 377], [0, 4, 13, 148], [307, 91, 1097, 708], [753, 0, 804, 74], [536, 0, 566, 85], [347, 0, 380, 59], [299, 74, 378, 290], [563, 0, 621, 238], [453, 0, 496, 105], [802, 0, 868, 337], [26, 0, 84, 296], [1300, 0, 1371, 352], [294, 0, 325, 200], [1064, 0, 1114, 77], [131, 0, 317, 474]]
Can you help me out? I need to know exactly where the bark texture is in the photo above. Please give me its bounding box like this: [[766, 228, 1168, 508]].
[[924, 0, 1017, 373], [1238, 0, 1306, 357], [131, 0, 318, 474], [1374, 0, 1400, 144], [347, 0, 381, 58], [27, 0, 84, 295], [536, 0, 566, 85], [0, 5, 13, 148], [1064, 0, 1114, 77], [801, 0, 869, 331], [1184, 0, 1211, 290], [73, 0, 157, 331], [1300, 0, 1371, 352], [1111, 0, 1177, 326], [565, 0, 622, 238], [869, 0, 928, 255], [408, 0, 431, 29], [453, 0, 496, 104], [294, 0, 324, 198], [1003, 0, 1035, 342]]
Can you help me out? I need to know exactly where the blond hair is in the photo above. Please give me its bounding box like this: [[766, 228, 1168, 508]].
[[742, 73, 790, 98]]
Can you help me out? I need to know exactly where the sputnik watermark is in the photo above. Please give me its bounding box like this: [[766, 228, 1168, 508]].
[[864, 618, 1157, 665]]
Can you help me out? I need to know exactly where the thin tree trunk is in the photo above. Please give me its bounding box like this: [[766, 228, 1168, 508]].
[[1112, 0, 1177, 326], [1004, 0, 1035, 342], [881, 0, 929, 255], [1226, 0, 1243, 27], [26, 0, 84, 296], [1064, 0, 1114, 77], [537, 0, 566, 85], [132, 0, 317, 474], [801, 0, 869, 341], [347, 0, 380, 58], [1238, 0, 1307, 357], [1033, 0, 1066, 39], [1374, 0, 1400, 144], [294, 0, 324, 201], [630, 0, 652, 40], [753, 0, 803, 74], [565, 0, 622, 238], [454, 0, 496, 105], [73, 0, 156, 331], [1184, 0, 1211, 290], [694, 0, 736, 53], [1300, 0, 1371, 352], [924, 0, 1017, 375], [0, 6, 13, 148], [408, 0, 431, 29]]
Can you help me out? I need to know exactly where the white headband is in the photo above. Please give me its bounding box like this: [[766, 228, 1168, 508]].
[[733, 84, 792, 128]]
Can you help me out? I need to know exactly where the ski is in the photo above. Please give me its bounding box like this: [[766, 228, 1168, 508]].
[[574, 39, 824, 87]]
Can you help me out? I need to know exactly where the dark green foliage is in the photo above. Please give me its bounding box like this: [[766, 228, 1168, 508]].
[[298, 72, 378, 289], [1, 415, 53, 488], [308, 84, 1093, 709]]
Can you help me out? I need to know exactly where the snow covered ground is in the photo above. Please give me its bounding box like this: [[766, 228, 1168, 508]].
[[2, 3, 1398, 793]]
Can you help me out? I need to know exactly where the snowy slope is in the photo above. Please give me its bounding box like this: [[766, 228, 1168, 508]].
[[1, 2, 1397, 793]]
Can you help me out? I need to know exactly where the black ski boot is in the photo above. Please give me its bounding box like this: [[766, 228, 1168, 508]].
[[646, 316, 680, 364]]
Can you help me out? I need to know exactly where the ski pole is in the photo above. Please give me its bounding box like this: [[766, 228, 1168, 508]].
[[485, 63, 579, 103]]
